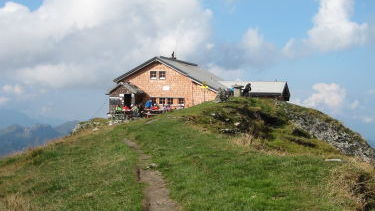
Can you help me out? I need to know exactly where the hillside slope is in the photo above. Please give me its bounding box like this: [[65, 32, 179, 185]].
[[0, 98, 374, 210]]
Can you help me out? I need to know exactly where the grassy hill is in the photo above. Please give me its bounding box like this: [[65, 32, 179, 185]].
[[1, 98, 374, 210]]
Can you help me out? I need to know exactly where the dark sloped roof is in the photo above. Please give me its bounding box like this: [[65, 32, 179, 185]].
[[113, 56, 226, 91], [107, 82, 145, 95], [219, 81, 290, 101], [219, 81, 289, 94]]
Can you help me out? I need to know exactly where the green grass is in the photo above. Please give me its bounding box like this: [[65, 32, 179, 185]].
[[1, 97, 374, 210], [0, 126, 143, 211], [122, 117, 347, 210], [119, 97, 374, 210]]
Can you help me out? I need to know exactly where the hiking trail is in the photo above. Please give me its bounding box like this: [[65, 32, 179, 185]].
[[124, 140, 180, 211]]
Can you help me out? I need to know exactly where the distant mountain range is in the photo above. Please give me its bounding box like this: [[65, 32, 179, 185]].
[[0, 109, 66, 129], [0, 121, 79, 157], [0, 109, 39, 129]]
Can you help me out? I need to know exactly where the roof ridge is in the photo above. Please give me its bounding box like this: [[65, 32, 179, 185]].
[[219, 80, 287, 83], [159, 56, 198, 66]]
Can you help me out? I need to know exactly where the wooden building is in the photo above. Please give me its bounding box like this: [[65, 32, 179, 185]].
[[107, 56, 291, 113], [107, 56, 225, 112]]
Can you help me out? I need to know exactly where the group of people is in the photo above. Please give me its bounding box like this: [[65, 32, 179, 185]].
[[114, 104, 140, 117], [144, 100, 159, 110], [144, 100, 173, 112], [112, 99, 177, 119]]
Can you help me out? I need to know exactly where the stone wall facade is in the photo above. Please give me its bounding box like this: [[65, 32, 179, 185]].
[[119, 62, 217, 108]]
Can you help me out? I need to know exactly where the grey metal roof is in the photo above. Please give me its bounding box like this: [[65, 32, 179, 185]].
[[113, 56, 226, 91], [219, 81, 289, 94], [107, 82, 145, 95]]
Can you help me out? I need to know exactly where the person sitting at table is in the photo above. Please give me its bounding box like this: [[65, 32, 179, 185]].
[[122, 105, 130, 111], [132, 104, 139, 117], [115, 105, 122, 113], [145, 100, 152, 109], [151, 103, 159, 110], [165, 104, 171, 111]]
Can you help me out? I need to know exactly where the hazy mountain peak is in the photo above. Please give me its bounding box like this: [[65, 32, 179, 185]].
[[0, 121, 78, 157]]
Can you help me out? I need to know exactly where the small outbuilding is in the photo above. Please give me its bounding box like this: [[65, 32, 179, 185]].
[[107, 82, 146, 112], [219, 81, 290, 101]]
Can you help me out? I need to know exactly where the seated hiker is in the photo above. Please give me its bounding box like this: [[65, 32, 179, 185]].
[[122, 105, 130, 111], [115, 105, 122, 113], [151, 103, 159, 110], [164, 104, 171, 111], [132, 104, 139, 117], [145, 100, 152, 109]]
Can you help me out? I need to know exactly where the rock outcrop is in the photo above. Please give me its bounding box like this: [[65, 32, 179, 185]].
[[279, 102, 375, 164], [72, 118, 108, 134]]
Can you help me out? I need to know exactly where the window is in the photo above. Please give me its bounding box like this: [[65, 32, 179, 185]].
[[159, 98, 165, 104], [150, 71, 157, 80], [167, 98, 173, 105], [159, 71, 166, 80], [150, 97, 156, 104], [109, 97, 122, 106], [178, 98, 185, 104]]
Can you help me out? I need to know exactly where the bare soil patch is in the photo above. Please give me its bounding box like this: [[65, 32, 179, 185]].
[[125, 140, 180, 211]]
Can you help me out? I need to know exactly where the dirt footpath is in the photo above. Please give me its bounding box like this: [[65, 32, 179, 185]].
[[124, 140, 180, 211]]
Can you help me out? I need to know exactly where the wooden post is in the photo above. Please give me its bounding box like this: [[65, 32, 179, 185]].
[[200, 82, 209, 103], [233, 85, 244, 97], [131, 93, 135, 105]]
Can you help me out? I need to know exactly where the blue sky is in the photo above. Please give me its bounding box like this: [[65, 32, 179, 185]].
[[0, 0, 374, 144], [0, 0, 42, 10]]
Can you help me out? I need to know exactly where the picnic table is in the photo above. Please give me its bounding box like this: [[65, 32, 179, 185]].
[[144, 108, 171, 118]]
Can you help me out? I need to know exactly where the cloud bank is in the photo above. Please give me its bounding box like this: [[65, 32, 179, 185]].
[[0, 0, 212, 89], [207, 0, 369, 72], [2, 84, 24, 95], [293, 83, 347, 112], [0, 0, 370, 90], [283, 0, 368, 57], [203, 28, 279, 72], [0, 97, 9, 105]]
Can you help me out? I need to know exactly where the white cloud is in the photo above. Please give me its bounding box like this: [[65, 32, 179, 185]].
[[283, 0, 368, 57], [16, 64, 97, 89], [41, 103, 55, 114], [289, 98, 304, 106], [0, 96, 9, 105], [2, 84, 24, 95], [361, 117, 374, 123], [242, 28, 264, 49], [207, 64, 244, 81], [0, 0, 212, 89], [302, 83, 347, 111], [349, 99, 360, 110], [368, 89, 375, 95], [205, 28, 279, 70], [239, 28, 279, 68]]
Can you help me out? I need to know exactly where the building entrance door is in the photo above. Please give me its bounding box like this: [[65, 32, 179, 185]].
[[124, 94, 132, 107]]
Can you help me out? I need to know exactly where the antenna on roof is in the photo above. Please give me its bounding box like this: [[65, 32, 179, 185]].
[[171, 51, 176, 59]]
